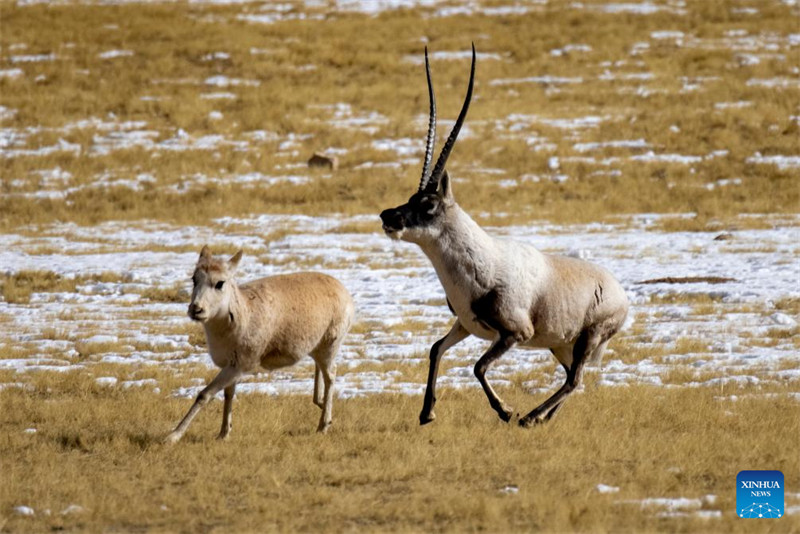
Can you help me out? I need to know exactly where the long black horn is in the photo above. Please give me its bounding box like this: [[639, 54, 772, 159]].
[[425, 43, 475, 192], [417, 47, 437, 192]]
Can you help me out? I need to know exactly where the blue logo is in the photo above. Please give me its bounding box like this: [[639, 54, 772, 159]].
[[737, 470, 784, 518]]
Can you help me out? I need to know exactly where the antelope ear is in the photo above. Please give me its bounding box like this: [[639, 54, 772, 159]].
[[229, 250, 243, 270], [199, 245, 211, 260], [439, 170, 454, 201]]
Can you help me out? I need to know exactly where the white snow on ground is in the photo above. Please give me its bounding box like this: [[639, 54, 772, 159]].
[[0, 68, 25, 79], [200, 92, 237, 100], [2, 0, 798, 403], [371, 138, 421, 157], [575, 2, 687, 15], [95, 376, 119, 387], [490, 76, 584, 87], [8, 0, 794, 33], [9, 53, 57, 63], [550, 44, 592, 56], [747, 153, 800, 170], [573, 139, 649, 152], [12, 0, 687, 18], [618, 494, 721, 519], [204, 75, 260, 88], [320, 103, 389, 135], [746, 77, 800, 88], [0, 106, 17, 121], [638, 497, 703, 510], [1, 98, 794, 187], [0, 214, 798, 399], [98, 50, 134, 59], [403, 50, 504, 64]]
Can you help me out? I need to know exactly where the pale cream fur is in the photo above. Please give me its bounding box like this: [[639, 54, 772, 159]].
[[164, 246, 354, 443], [379, 44, 629, 427], [385, 174, 629, 428]]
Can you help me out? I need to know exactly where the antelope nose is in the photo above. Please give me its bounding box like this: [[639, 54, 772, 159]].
[[188, 303, 204, 318], [380, 209, 402, 229]]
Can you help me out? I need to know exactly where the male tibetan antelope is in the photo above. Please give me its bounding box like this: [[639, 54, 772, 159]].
[[380, 46, 629, 428], [164, 246, 354, 443]]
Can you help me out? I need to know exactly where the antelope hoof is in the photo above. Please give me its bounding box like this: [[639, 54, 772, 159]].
[[163, 432, 182, 445], [518, 415, 543, 428], [216, 431, 230, 441], [316, 422, 331, 434], [419, 411, 436, 425], [493, 404, 514, 423]]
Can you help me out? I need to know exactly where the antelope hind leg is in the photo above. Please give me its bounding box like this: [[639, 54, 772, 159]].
[[313, 363, 324, 409], [217, 383, 236, 440], [519, 330, 600, 428]]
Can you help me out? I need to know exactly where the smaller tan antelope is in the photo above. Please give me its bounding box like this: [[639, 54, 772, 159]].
[[164, 246, 354, 444]]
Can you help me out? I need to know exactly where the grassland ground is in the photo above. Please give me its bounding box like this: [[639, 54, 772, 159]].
[[1, 213, 797, 398], [2, 381, 800, 533], [0, 0, 798, 230], [1, 0, 799, 532]]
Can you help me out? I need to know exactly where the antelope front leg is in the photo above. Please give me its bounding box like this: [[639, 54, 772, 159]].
[[217, 383, 236, 440], [474, 335, 517, 422], [420, 321, 469, 425], [164, 366, 243, 444]]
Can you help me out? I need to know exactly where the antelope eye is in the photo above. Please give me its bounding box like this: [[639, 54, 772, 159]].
[[420, 197, 437, 214], [215, 281, 225, 290]]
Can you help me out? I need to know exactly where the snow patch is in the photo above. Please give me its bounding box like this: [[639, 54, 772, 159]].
[[98, 50, 134, 59]]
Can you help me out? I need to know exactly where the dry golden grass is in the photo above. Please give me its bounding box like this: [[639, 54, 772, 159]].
[[1, 2, 799, 531], [673, 337, 711, 354], [1, 1, 798, 231], [774, 297, 800, 316], [2, 379, 799, 534], [0, 271, 122, 304], [648, 292, 726, 306]]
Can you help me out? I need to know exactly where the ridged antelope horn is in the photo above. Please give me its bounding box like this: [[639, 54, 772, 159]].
[[425, 43, 475, 193], [417, 47, 437, 192]]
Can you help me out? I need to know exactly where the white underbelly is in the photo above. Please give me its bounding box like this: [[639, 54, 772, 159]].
[[460, 315, 497, 340], [444, 285, 573, 349], [443, 287, 496, 341]]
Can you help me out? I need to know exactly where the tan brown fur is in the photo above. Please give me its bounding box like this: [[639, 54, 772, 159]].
[[165, 246, 354, 443]]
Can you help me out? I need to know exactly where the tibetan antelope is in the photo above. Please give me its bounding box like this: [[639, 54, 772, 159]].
[[379, 45, 629, 427], [164, 246, 354, 443]]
